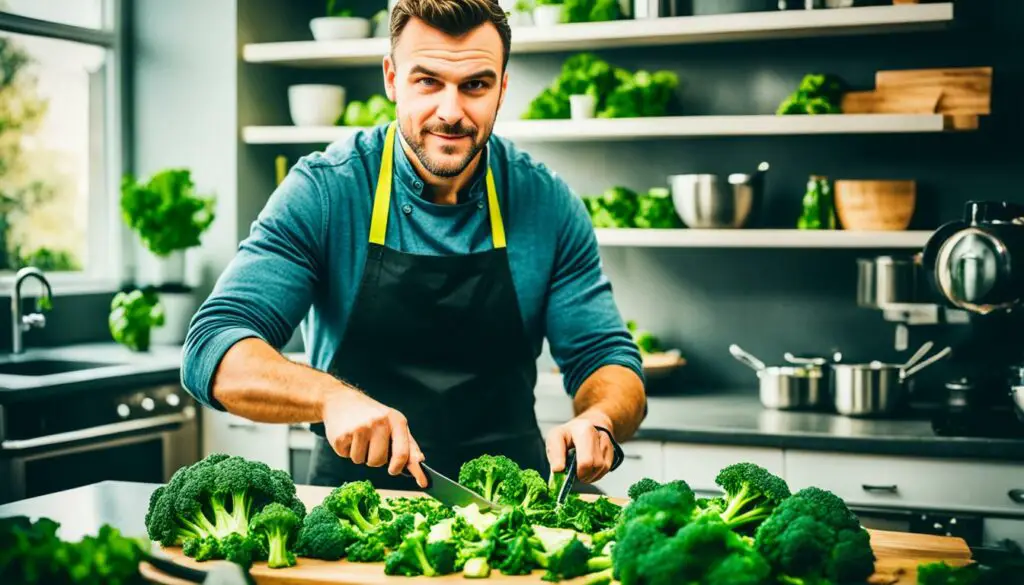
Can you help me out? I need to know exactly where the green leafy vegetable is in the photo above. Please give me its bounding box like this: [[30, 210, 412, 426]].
[[777, 73, 847, 115], [582, 186, 681, 229], [120, 168, 216, 257], [564, 0, 621, 23], [626, 320, 661, 355], [325, 0, 354, 17], [523, 53, 677, 120], [341, 94, 397, 127], [109, 288, 165, 352]]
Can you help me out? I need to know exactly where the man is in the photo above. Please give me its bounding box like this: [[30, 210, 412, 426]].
[[182, 0, 647, 491]]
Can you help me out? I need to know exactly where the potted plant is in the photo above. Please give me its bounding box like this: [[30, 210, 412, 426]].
[[310, 0, 371, 41], [120, 168, 215, 344], [533, 0, 565, 26], [109, 288, 165, 352], [508, 0, 535, 26]]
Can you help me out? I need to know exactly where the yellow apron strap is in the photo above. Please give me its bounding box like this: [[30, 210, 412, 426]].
[[485, 167, 506, 249], [369, 122, 397, 246], [371, 122, 506, 249]]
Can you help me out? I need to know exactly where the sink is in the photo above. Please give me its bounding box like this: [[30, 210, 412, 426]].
[[0, 359, 123, 376]]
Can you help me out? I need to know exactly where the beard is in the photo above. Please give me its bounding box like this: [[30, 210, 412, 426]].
[[399, 115, 495, 178]]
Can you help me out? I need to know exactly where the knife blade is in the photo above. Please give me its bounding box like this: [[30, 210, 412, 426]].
[[418, 462, 505, 513], [556, 449, 578, 507]]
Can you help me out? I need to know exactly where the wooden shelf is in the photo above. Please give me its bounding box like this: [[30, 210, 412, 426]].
[[594, 229, 932, 248], [242, 3, 954, 68], [243, 114, 962, 145]]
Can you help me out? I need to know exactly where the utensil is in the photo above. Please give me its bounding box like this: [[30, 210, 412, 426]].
[[556, 449, 578, 508], [856, 255, 922, 309], [831, 342, 953, 417], [729, 344, 827, 411], [407, 463, 504, 512], [668, 161, 769, 229]]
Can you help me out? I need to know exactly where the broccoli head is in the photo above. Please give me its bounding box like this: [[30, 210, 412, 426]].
[[294, 504, 363, 561], [345, 539, 387, 563], [714, 462, 790, 531], [626, 477, 661, 500], [383, 530, 443, 577], [500, 468, 554, 518], [618, 483, 696, 536], [916, 561, 981, 585], [458, 454, 524, 503], [323, 480, 382, 534], [381, 496, 454, 525], [144, 453, 305, 553], [249, 502, 301, 569]]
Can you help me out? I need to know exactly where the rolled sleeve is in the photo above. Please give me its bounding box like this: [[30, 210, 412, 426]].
[[181, 161, 326, 410], [543, 179, 645, 398]]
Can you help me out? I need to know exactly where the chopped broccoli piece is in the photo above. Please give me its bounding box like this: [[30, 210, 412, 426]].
[[345, 538, 386, 563], [323, 480, 382, 534], [249, 502, 300, 569], [383, 530, 440, 577], [627, 477, 661, 500], [458, 454, 524, 503], [294, 504, 363, 560], [715, 462, 791, 532], [618, 483, 696, 536], [462, 556, 492, 578]]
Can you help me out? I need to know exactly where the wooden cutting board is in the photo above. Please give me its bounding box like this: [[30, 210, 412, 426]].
[[140, 486, 972, 585], [874, 67, 993, 115]]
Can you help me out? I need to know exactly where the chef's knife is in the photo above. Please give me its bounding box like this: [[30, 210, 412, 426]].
[[407, 462, 505, 513], [556, 449, 578, 508]]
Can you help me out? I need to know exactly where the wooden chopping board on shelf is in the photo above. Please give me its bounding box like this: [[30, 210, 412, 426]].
[[140, 486, 972, 585]]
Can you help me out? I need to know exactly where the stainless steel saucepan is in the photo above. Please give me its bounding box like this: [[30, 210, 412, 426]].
[[831, 341, 952, 417], [729, 344, 827, 411]]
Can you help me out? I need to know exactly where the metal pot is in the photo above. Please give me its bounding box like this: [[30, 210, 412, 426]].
[[856, 255, 922, 309], [729, 344, 827, 410], [669, 162, 769, 229], [831, 342, 952, 417]]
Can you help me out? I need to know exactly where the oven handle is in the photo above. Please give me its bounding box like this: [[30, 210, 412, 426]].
[[0, 409, 194, 452]]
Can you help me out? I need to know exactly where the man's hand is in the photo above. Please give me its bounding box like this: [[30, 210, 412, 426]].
[[320, 387, 429, 488], [545, 415, 616, 484]]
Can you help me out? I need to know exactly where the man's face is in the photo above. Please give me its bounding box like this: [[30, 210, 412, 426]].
[[384, 18, 507, 178]]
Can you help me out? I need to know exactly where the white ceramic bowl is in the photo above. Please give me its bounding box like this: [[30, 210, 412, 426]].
[[310, 16, 371, 41], [288, 85, 346, 127], [533, 5, 564, 27]]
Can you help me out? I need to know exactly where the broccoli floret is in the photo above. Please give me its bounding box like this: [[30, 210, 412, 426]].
[[495, 531, 536, 575], [381, 496, 454, 525], [627, 477, 661, 500], [182, 536, 220, 561], [219, 532, 263, 570], [704, 549, 773, 585], [531, 534, 611, 582], [618, 483, 696, 536], [715, 462, 791, 531], [376, 512, 417, 549], [755, 495, 875, 584], [916, 561, 981, 585], [792, 487, 862, 531], [501, 468, 554, 518], [611, 517, 664, 583], [426, 540, 457, 575], [144, 453, 305, 558], [554, 496, 597, 534], [323, 480, 382, 534], [458, 454, 523, 502], [345, 539, 386, 563], [462, 556, 492, 578], [294, 504, 363, 560], [456, 538, 496, 572], [249, 502, 300, 569], [383, 530, 439, 577]]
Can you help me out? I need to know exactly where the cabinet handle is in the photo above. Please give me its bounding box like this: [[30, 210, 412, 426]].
[[1009, 489, 1024, 504], [862, 484, 898, 494], [623, 454, 642, 460], [228, 421, 257, 430]]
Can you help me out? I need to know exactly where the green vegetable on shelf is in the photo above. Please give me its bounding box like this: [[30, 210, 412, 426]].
[[523, 53, 678, 120], [108, 288, 165, 352], [776, 73, 847, 115], [325, 0, 354, 17], [626, 320, 662, 355], [340, 94, 397, 127], [564, 0, 621, 23], [582, 186, 681, 229]]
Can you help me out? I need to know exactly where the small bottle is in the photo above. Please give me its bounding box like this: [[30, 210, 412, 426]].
[[798, 175, 823, 230], [818, 176, 836, 230]]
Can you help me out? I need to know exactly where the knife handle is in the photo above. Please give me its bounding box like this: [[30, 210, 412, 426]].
[[594, 426, 625, 472]]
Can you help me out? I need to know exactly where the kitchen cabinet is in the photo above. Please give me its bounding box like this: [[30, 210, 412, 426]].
[[784, 450, 1024, 517], [594, 440, 665, 499], [662, 443, 785, 495], [203, 410, 290, 471]]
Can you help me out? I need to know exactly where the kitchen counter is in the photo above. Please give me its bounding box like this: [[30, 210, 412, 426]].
[[0, 342, 183, 402], [0, 480, 158, 541], [533, 374, 1024, 461]]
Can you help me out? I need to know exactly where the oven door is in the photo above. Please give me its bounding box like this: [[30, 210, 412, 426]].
[[0, 409, 198, 504]]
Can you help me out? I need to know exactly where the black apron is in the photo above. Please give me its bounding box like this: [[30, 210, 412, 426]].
[[307, 122, 548, 489]]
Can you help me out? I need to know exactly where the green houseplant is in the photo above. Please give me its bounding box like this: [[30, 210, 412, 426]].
[[109, 288, 165, 352], [120, 168, 215, 345]]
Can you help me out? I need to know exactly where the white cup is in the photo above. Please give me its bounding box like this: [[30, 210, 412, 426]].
[[570, 94, 596, 120], [288, 84, 345, 127], [309, 16, 371, 41]]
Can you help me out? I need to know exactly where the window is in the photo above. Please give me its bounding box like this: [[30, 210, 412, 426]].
[[0, 0, 124, 292]]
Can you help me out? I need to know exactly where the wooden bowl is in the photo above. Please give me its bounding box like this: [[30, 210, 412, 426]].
[[834, 180, 916, 231]]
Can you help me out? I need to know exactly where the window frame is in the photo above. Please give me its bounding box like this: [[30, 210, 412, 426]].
[[0, 0, 129, 296]]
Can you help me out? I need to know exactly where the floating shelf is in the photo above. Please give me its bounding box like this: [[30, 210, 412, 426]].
[[594, 229, 932, 248], [242, 3, 954, 68], [243, 114, 962, 145]]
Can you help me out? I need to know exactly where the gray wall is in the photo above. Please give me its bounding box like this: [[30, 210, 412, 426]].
[[245, 1, 1022, 396], [7, 1, 1019, 402]]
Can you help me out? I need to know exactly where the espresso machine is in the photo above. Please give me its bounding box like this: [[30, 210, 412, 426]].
[[859, 201, 1024, 437]]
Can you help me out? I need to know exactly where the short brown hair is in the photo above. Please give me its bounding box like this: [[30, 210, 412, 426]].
[[390, 0, 512, 71]]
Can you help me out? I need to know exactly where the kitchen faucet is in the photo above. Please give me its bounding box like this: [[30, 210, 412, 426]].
[[10, 266, 52, 354]]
